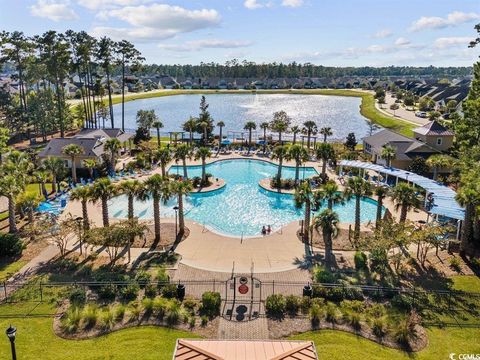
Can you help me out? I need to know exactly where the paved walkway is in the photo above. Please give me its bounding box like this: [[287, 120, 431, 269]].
[[217, 317, 269, 339]]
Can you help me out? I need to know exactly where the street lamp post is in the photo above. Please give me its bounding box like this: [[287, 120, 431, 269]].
[[173, 206, 179, 240], [6, 325, 17, 360]]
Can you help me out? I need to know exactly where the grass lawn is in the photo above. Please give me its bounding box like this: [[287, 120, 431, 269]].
[[25, 183, 52, 197], [450, 275, 480, 292], [0, 259, 27, 281], [0, 302, 198, 360], [289, 327, 480, 360], [102, 89, 416, 138]]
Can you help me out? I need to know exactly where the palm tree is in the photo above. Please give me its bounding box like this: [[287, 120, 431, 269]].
[[456, 184, 480, 253], [199, 121, 209, 144], [290, 125, 300, 144], [174, 144, 191, 179], [390, 183, 420, 223], [381, 145, 396, 167], [156, 148, 172, 177], [70, 185, 92, 230], [104, 138, 121, 174], [271, 145, 289, 181], [117, 180, 145, 220], [62, 144, 84, 183], [195, 147, 212, 185], [374, 186, 388, 228], [287, 144, 309, 185], [91, 178, 116, 227], [320, 127, 333, 143], [426, 154, 452, 181], [17, 192, 40, 225], [42, 157, 65, 193], [183, 117, 197, 144], [244, 121, 256, 154], [152, 120, 163, 148], [34, 170, 50, 198], [216, 120, 225, 154], [345, 176, 372, 242], [96, 37, 115, 127], [0, 176, 24, 233], [260, 122, 269, 153], [316, 143, 335, 178], [302, 121, 317, 150], [317, 181, 343, 210], [294, 181, 319, 245], [144, 175, 171, 242], [313, 209, 339, 267], [171, 180, 193, 237], [270, 110, 291, 143], [83, 159, 97, 180]]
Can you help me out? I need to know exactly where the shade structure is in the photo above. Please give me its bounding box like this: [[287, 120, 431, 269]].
[[339, 160, 465, 221], [256, 140, 266, 145], [221, 139, 232, 145]]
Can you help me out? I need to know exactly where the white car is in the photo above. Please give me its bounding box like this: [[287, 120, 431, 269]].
[[415, 111, 428, 118]]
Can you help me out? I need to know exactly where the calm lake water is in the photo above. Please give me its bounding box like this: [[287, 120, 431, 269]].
[[112, 93, 374, 140]]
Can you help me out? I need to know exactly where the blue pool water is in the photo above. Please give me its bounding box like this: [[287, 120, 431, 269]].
[[109, 159, 381, 237]]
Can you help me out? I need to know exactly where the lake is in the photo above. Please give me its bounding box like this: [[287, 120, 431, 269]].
[[112, 93, 374, 140]]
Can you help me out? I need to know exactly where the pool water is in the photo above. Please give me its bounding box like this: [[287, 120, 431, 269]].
[[109, 159, 381, 237]]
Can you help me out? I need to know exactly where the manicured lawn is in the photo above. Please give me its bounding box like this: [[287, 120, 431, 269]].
[[0, 259, 27, 281], [290, 327, 480, 360], [25, 182, 52, 197], [451, 275, 480, 292], [0, 303, 198, 360]]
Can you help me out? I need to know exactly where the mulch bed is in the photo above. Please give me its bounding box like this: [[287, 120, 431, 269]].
[[297, 228, 372, 251], [267, 317, 428, 352], [131, 224, 190, 249]]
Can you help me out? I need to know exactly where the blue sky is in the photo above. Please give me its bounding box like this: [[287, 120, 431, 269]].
[[0, 0, 479, 66]]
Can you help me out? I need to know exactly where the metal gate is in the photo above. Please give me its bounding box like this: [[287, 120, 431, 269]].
[[222, 276, 261, 321]]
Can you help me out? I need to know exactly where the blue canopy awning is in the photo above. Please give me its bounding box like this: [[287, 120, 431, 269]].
[[339, 160, 465, 221]]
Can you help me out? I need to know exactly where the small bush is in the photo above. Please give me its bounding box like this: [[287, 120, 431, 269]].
[[97, 284, 117, 301], [128, 301, 142, 322], [120, 284, 140, 302], [82, 304, 98, 328], [0, 233, 24, 257], [354, 251, 368, 271], [61, 306, 82, 333], [100, 308, 115, 330], [156, 267, 170, 287], [300, 296, 312, 314], [153, 297, 168, 319], [313, 266, 336, 283], [69, 287, 86, 306], [201, 315, 208, 327], [366, 303, 386, 318], [309, 303, 324, 325], [189, 316, 196, 328], [142, 297, 154, 315], [144, 284, 157, 298], [470, 257, 480, 269], [201, 291, 221, 318], [166, 301, 181, 325], [391, 293, 413, 310], [372, 317, 388, 338], [114, 305, 125, 321], [183, 297, 198, 313], [449, 257, 462, 272], [343, 310, 362, 330], [135, 271, 151, 288], [160, 284, 177, 299], [325, 303, 338, 323], [265, 294, 286, 318], [285, 295, 300, 316]]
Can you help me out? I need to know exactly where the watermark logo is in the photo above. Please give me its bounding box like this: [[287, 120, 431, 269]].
[[449, 354, 480, 360]]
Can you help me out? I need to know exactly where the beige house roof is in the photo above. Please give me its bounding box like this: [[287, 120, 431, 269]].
[[173, 339, 318, 360]]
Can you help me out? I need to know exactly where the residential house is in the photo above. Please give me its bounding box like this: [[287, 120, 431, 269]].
[[412, 120, 454, 152]]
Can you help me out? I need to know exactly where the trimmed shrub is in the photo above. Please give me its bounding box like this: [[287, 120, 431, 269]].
[[69, 287, 86, 306], [161, 284, 178, 299], [372, 317, 388, 338], [183, 297, 198, 313], [325, 303, 339, 323], [313, 266, 336, 283], [449, 257, 461, 272], [144, 284, 157, 298], [0, 233, 24, 257], [354, 251, 368, 271], [309, 303, 324, 326], [265, 294, 286, 318], [189, 316, 196, 329], [201, 315, 208, 327], [128, 301, 142, 321], [61, 306, 82, 333], [135, 271, 151, 288], [166, 301, 181, 325], [114, 305, 125, 321], [120, 283, 140, 302], [100, 308, 115, 330], [142, 298, 154, 315], [285, 295, 300, 316], [300, 296, 312, 314], [153, 297, 168, 319], [97, 284, 117, 301], [391, 293, 413, 310], [82, 304, 98, 328], [201, 291, 221, 318], [156, 267, 170, 287]]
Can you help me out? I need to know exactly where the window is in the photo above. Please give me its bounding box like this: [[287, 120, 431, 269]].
[[436, 138, 442, 145], [64, 160, 69, 167]]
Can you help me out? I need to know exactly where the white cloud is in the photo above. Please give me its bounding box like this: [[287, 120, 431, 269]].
[[244, 0, 273, 9], [433, 37, 474, 49], [159, 39, 253, 52], [372, 29, 392, 39], [409, 11, 480, 32], [394, 37, 411, 46], [281, 0, 303, 8], [77, 0, 150, 10], [92, 4, 221, 41], [30, 0, 78, 21]]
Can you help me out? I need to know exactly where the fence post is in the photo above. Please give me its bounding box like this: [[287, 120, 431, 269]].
[[40, 281, 43, 302]]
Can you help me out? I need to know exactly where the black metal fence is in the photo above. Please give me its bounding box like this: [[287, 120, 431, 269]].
[[2, 280, 479, 326]]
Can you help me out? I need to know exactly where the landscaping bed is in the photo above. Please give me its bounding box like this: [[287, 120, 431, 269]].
[[131, 223, 190, 249]]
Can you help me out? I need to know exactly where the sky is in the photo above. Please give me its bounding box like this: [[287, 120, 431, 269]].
[[0, 0, 479, 66]]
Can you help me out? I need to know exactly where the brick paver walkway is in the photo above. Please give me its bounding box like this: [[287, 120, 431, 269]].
[[217, 317, 269, 340]]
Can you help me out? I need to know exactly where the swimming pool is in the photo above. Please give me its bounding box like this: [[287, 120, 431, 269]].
[[109, 159, 381, 237]]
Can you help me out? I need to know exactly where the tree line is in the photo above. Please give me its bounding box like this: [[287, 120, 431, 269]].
[[0, 30, 144, 140]]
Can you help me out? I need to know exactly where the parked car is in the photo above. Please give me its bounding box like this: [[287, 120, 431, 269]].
[[415, 111, 428, 118]]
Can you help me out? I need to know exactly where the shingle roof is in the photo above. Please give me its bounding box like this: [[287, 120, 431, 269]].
[[413, 121, 454, 136], [173, 340, 318, 360], [38, 138, 103, 158]]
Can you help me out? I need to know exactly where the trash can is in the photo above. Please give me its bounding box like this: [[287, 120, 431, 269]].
[[176, 284, 185, 300], [303, 284, 313, 297]]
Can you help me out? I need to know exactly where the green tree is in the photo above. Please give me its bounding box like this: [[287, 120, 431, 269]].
[[344, 132, 357, 151], [42, 157, 65, 193], [270, 110, 291, 143], [317, 181, 343, 210], [374, 186, 388, 228], [294, 181, 319, 245], [0, 176, 24, 232], [271, 145, 289, 181], [152, 120, 163, 148], [390, 183, 420, 223], [244, 121, 256, 154], [407, 156, 429, 176], [287, 144, 309, 185], [117, 180, 145, 220], [183, 117, 197, 144], [216, 120, 225, 154], [195, 147, 212, 185], [290, 125, 300, 144], [62, 144, 84, 183], [345, 176, 372, 242], [104, 138, 121, 174], [426, 154, 452, 180], [91, 178, 116, 227], [174, 144, 191, 179], [320, 127, 333, 143], [302, 121, 317, 150], [171, 180, 193, 237], [316, 142, 335, 177], [145, 175, 171, 242], [83, 159, 97, 180], [69, 185, 92, 231], [96, 37, 115, 127], [381, 145, 396, 167], [156, 148, 172, 177], [312, 209, 339, 268]]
